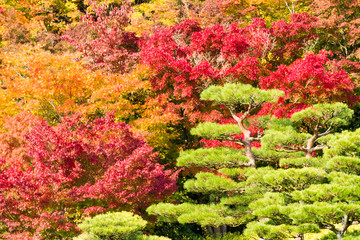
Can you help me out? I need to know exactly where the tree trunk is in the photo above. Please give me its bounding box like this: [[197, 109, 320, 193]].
[[305, 134, 317, 158], [221, 225, 227, 235], [295, 233, 304, 240], [305, 150, 313, 158], [336, 214, 351, 239], [242, 129, 256, 167], [206, 225, 214, 236], [206, 225, 228, 238], [230, 109, 256, 167], [337, 232, 345, 240]]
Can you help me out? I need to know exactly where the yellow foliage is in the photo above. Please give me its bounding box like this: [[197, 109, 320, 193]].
[[0, 46, 142, 124], [129, 0, 180, 34]]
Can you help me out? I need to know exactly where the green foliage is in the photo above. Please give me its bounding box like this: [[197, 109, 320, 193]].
[[148, 203, 245, 228], [318, 232, 337, 240], [76, 212, 171, 240], [244, 222, 300, 240], [261, 125, 310, 149], [177, 148, 248, 169], [200, 83, 284, 106], [328, 171, 360, 185], [279, 157, 325, 168], [78, 212, 147, 240], [292, 183, 360, 203], [139, 235, 172, 240], [184, 172, 245, 194], [325, 156, 360, 175], [176, 204, 245, 227], [246, 167, 329, 192], [190, 123, 240, 140], [252, 148, 305, 162], [218, 168, 247, 179], [221, 194, 262, 206], [250, 192, 287, 213], [324, 128, 360, 158], [147, 203, 187, 223], [149, 222, 204, 240], [343, 231, 360, 240], [285, 202, 360, 226], [291, 103, 353, 130], [205, 232, 247, 240], [147, 82, 285, 238], [248, 155, 360, 239], [262, 103, 354, 158]]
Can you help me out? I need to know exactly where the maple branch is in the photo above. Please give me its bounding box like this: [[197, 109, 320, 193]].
[[16, 72, 26, 79], [180, 0, 191, 19], [284, 0, 295, 13]]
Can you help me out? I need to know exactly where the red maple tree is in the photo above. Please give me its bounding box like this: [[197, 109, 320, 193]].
[[0, 113, 178, 239]]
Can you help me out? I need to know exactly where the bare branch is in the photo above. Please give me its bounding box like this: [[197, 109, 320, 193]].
[[284, 0, 295, 14], [250, 136, 263, 141], [282, 145, 306, 152], [311, 145, 328, 151], [318, 126, 332, 137]]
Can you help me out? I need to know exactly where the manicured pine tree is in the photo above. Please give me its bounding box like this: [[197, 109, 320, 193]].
[[75, 211, 171, 240], [261, 102, 354, 158], [147, 83, 285, 237], [244, 103, 359, 240], [245, 156, 360, 240]]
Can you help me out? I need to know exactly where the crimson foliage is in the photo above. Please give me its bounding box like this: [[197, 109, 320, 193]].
[[140, 14, 332, 125], [260, 50, 358, 117], [0, 113, 177, 239], [140, 19, 268, 127], [66, 1, 139, 73]]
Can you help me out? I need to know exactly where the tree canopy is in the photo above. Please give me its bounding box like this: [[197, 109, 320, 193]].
[[1, 0, 360, 239]]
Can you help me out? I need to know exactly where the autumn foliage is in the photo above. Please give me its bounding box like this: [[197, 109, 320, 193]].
[[2, 0, 360, 239], [0, 113, 177, 239], [66, 1, 140, 73], [259, 50, 358, 117]]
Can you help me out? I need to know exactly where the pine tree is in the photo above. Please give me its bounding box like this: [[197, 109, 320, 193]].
[[245, 156, 360, 240], [262, 102, 354, 158], [75, 211, 171, 240], [243, 104, 360, 240], [147, 83, 285, 237]]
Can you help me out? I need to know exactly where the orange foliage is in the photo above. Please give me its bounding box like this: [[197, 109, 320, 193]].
[[0, 112, 42, 166], [0, 46, 147, 124], [0, 46, 181, 160]]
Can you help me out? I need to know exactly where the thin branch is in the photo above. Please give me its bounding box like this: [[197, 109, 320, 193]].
[[255, 157, 273, 162], [318, 126, 332, 137], [273, 148, 300, 153], [282, 145, 305, 152], [250, 136, 263, 141], [227, 137, 245, 145], [284, 0, 295, 13], [229, 107, 249, 133], [311, 145, 328, 151], [319, 222, 337, 233]]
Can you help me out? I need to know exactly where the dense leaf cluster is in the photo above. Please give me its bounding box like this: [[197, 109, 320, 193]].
[[1, 0, 360, 239]]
